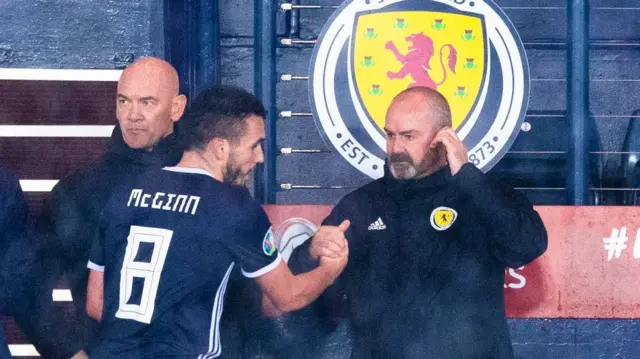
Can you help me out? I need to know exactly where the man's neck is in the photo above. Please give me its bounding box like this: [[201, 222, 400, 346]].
[[146, 126, 175, 152], [175, 151, 224, 182], [414, 156, 449, 179]]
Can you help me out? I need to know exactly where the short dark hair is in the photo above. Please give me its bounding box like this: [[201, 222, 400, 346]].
[[179, 85, 266, 151]]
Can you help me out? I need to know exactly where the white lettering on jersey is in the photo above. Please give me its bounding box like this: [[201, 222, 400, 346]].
[[173, 195, 188, 213], [127, 189, 200, 215], [185, 196, 200, 215], [151, 192, 165, 209], [162, 194, 176, 211], [127, 189, 143, 207], [140, 194, 152, 208]]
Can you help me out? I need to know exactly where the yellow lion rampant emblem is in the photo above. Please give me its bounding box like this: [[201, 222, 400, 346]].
[[385, 32, 457, 90], [430, 207, 458, 231]]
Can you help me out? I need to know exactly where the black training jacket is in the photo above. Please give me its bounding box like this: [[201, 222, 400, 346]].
[[290, 163, 548, 359]]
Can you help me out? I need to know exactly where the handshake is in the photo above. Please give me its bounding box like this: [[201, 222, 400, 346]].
[[261, 219, 351, 318], [309, 219, 351, 281]]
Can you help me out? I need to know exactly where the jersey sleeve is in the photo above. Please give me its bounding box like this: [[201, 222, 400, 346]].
[[226, 193, 281, 278], [87, 213, 106, 272]]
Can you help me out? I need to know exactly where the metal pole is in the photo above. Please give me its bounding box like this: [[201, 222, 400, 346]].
[[254, 0, 277, 203], [567, 0, 590, 205]]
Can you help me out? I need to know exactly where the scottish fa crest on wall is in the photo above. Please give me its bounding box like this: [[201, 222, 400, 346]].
[[309, 0, 530, 178]]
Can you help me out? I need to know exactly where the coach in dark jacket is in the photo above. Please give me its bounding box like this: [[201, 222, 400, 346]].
[[50, 57, 186, 357], [9, 57, 186, 358], [290, 87, 548, 359]]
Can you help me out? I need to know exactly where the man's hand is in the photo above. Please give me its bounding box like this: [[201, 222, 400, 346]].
[[70, 350, 88, 359], [256, 220, 350, 314], [430, 127, 468, 176], [318, 230, 349, 284], [309, 220, 350, 260]]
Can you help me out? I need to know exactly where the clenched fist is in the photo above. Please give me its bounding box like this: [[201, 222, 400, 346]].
[[310, 220, 350, 260]]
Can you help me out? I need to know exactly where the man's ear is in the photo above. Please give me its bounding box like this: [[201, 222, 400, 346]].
[[207, 137, 230, 161], [171, 94, 187, 122]]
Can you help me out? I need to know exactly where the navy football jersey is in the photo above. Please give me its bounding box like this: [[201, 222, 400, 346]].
[[88, 167, 281, 358]]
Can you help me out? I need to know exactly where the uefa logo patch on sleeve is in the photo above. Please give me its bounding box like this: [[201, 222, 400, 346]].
[[309, 0, 530, 179], [262, 227, 277, 256]]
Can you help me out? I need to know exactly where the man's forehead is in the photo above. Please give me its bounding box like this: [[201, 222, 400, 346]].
[[246, 114, 265, 127], [118, 77, 165, 97], [118, 66, 176, 96], [386, 110, 430, 131], [239, 115, 265, 141]]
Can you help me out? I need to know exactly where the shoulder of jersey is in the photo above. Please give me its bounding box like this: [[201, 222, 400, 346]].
[[197, 180, 259, 213]]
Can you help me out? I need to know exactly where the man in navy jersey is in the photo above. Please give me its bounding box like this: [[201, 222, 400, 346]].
[[86, 85, 349, 358]]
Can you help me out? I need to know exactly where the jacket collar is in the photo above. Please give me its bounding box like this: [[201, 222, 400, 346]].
[[102, 123, 183, 168]]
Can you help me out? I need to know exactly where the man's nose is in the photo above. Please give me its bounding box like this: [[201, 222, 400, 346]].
[[255, 145, 265, 164], [128, 103, 143, 122], [389, 138, 404, 154]]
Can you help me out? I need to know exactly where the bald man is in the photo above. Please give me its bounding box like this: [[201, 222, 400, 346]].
[[115, 57, 185, 150], [18, 57, 187, 358], [288, 87, 548, 359]]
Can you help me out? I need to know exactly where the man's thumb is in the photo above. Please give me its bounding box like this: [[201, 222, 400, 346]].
[[338, 219, 351, 232]]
